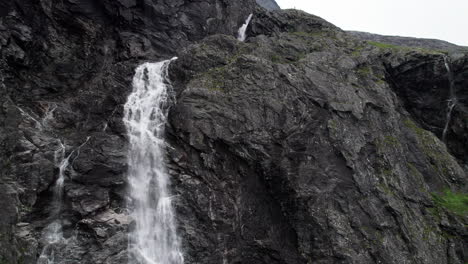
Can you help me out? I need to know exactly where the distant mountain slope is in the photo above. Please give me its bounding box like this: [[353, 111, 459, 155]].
[[349, 31, 468, 52], [256, 0, 281, 10]]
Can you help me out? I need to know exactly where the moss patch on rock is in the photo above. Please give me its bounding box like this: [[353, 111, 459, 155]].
[[367, 41, 446, 55], [432, 190, 468, 216], [403, 118, 457, 177]]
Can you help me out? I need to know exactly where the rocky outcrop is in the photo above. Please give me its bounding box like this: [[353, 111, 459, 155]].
[[349, 31, 468, 53], [0, 1, 467, 264], [383, 51, 468, 166]]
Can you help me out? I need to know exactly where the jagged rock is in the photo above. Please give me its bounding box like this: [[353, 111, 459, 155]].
[[166, 11, 467, 262], [0, 1, 466, 264]]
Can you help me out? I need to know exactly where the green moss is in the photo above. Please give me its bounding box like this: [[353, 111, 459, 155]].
[[357, 66, 372, 76], [197, 66, 229, 92], [227, 45, 251, 64], [378, 183, 395, 196], [403, 118, 425, 136], [403, 118, 455, 177], [427, 207, 442, 221], [351, 45, 365, 56], [421, 225, 434, 241], [193, 42, 254, 92], [407, 163, 427, 192], [377, 169, 396, 196], [382, 168, 393, 176], [327, 119, 339, 131], [407, 162, 421, 176], [376, 79, 386, 85], [367, 41, 446, 55], [383, 136, 398, 146], [432, 190, 468, 216], [375, 135, 400, 152], [270, 54, 280, 62], [290, 31, 325, 38], [270, 52, 307, 64], [367, 41, 400, 49]]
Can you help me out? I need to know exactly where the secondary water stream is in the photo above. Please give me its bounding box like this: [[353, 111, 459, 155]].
[[442, 56, 457, 142], [37, 137, 90, 264], [237, 14, 253, 41]]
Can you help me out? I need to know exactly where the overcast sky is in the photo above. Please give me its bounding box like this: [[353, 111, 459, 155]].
[[275, 0, 468, 46]]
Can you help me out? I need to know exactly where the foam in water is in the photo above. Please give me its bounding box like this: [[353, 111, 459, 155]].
[[124, 58, 184, 264], [442, 56, 457, 142], [37, 137, 90, 264], [237, 14, 253, 42]]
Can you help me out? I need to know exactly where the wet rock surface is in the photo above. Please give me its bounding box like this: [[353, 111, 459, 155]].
[[0, 1, 467, 264]]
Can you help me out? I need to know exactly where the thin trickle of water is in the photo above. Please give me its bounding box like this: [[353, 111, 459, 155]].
[[103, 107, 119, 132], [237, 14, 253, 42], [16, 106, 43, 130], [41, 104, 57, 128], [16, 102, 57, 131], [442, 56, 457, 142], [443, 56, 456, 99], [124, 58, 184, 264], [442, 100, 456, 142], [37, 137, 90, 264]]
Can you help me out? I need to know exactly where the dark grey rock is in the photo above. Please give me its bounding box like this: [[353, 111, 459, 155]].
[[0, 1, 467, 264], [167, 10, 467, 263]]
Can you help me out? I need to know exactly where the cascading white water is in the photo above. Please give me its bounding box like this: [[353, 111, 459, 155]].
[[124, 58, 184, 264], [38, 137, 90, 264], [442, 56, 457, 142], [237, 14, 253, 42]]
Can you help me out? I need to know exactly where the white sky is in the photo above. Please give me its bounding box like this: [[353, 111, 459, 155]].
[[276, 0, 468, 46]]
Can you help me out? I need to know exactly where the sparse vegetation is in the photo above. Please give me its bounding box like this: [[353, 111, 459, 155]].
[[196, 66, 229, 92], [290, 31, 326, 38], [403, 118, 455, 177], [367, 41, 446, 55], [367, 41, 400, 49], [357, 65, 372, 76], [432, 190, 468, 216], [351, 45, 365, 56]]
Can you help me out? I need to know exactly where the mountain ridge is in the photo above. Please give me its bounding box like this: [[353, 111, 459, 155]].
[[349, 30, 468, 53]]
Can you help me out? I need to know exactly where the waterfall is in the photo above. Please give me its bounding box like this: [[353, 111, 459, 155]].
[[237, 14, 253, 42], [37, 137, 90, 264], [123, 58, 184, 264], [442, 56, 457, 142]]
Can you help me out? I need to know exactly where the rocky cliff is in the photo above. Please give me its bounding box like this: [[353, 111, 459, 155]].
[[0, 1, 467, 264]]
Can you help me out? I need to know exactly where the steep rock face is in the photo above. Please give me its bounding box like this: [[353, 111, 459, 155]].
[[0, 2, 467, 264], [384, 52, 468, 165], [0, 0, 256, 263], [166, 10, 467, 263]]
